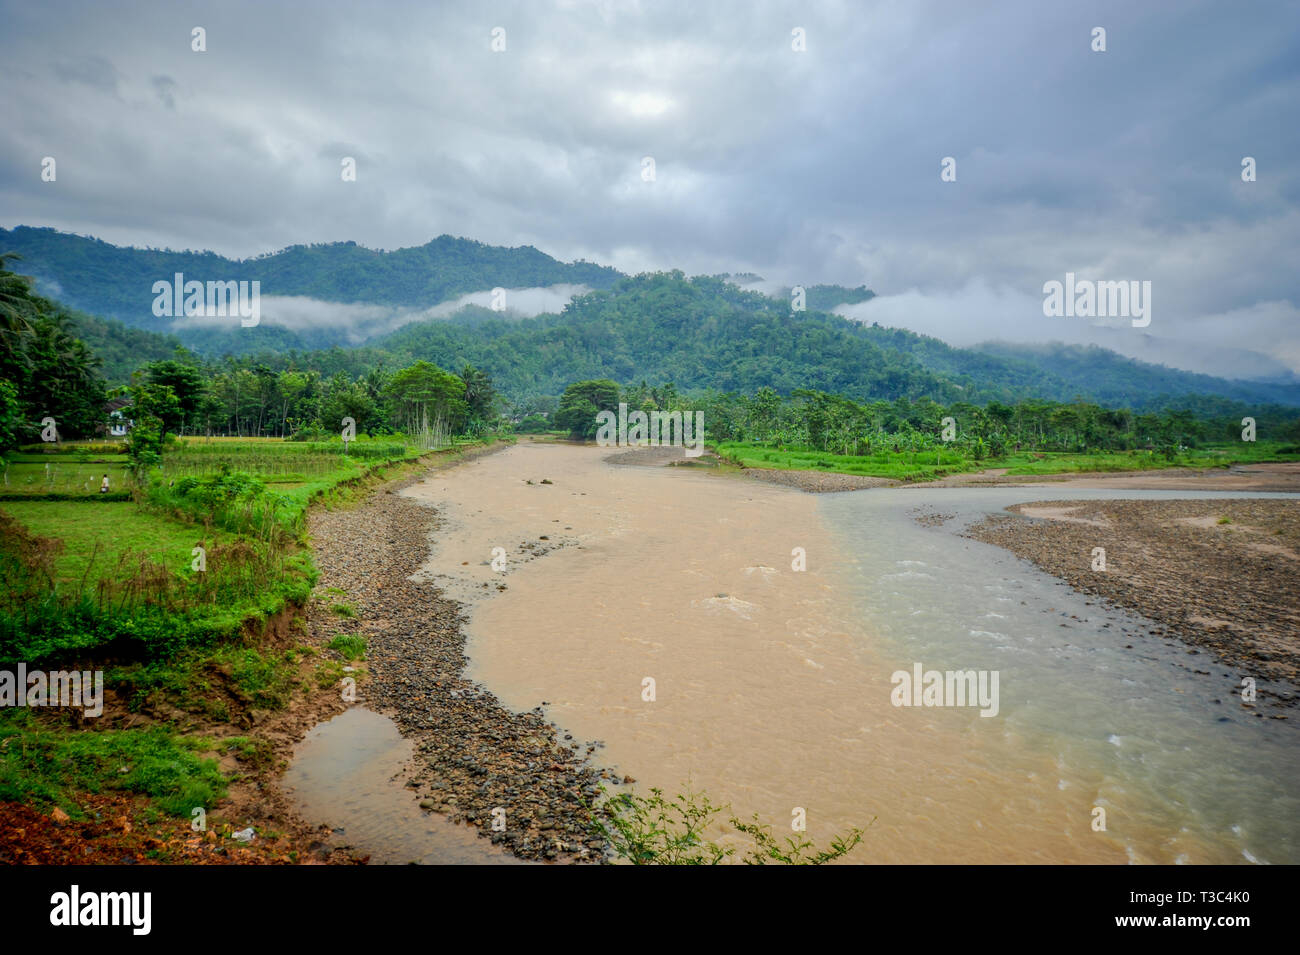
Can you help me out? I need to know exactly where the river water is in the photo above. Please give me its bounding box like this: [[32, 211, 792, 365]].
[[292, 442, 1298, 864], [818, 487, 1299, 865]]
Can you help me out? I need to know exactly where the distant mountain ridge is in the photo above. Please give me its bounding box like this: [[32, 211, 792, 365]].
[[0, 226, 622, 327], [4, 226, 1298, 409]]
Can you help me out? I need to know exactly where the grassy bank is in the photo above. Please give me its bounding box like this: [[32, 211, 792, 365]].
[[0, 434, 503, 831], [715, 441, 1300, 482]]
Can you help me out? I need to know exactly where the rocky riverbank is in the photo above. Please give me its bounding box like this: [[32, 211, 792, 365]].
[[964, 498, 1300, 709], [303, 448, 608, 863]]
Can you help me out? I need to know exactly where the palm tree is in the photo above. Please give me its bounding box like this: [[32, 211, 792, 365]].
[[0, 252, 38, 335], [0, 253, 40, 381]]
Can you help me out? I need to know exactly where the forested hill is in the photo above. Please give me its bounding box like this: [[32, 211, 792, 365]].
[[0, 226, 623, 326], [6, 227, 1298, 409], [63, 310, 190, 384], [856, 325, 1300, 409], [370, 272, 960, 402], [972, 341, 1300, 409], [361, 273, 1300, 408]]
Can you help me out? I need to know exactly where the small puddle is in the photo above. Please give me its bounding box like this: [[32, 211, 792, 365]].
[[284, 707, 527, 865]]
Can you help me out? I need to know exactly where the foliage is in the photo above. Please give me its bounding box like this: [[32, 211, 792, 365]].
[[554, 379, 619, 439], [326, 633, 366, 661], [729, 813, 866, 865], [0, 711, 226, 817], [0, 253, 106, 449], [596, 785, 865, 865]]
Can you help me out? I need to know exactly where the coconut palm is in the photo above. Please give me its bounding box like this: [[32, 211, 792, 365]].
[[0, 252, 38, 337]]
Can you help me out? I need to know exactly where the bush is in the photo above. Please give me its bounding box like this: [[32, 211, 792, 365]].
[[515, 414, 551, 434], [596, 784, 866, 865]]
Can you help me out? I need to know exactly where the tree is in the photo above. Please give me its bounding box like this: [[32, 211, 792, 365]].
[[0, 253, 38, 362], [276, 370, 309, 437], [144, 360, 205, 436], [0, 379, 22, 453], [458, 363, 496, 432], [383, 361, 467, 444], [554, 379, 619, 439], [129, 381, 182, 443], [321, 375, 377, 438]]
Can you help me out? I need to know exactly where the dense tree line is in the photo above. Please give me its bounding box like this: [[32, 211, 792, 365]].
[[554, 377, 1300, 455], [128, 357, 498, 443], [0, 254, 106, 447]]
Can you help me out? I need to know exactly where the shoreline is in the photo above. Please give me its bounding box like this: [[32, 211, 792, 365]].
[[251, 447, 1297, 863], [962, 498, 1299, 710], [605, 444, 1300, 494], [296, 445, 607, 863]]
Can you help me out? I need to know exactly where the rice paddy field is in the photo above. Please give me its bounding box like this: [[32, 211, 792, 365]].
[[1, 435, 448, 497], [0, 435, 465, 624]]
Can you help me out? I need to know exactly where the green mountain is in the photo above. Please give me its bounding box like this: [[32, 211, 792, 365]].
[[358, 273, 1300, 409], [367, 272, 953, 402], [61, 310, 191, 385], [6, 227, 1298, 410], [972, 341, 1300, 408], [0, 226, 622, 335]]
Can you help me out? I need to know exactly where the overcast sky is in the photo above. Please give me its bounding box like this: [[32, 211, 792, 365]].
[[2, 0, 1297, 377]]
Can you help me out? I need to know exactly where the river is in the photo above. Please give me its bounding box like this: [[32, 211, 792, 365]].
[[291, 442, 1298, 864]]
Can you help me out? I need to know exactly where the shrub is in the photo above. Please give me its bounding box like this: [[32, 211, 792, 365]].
[[326, 633, 366, 661], [596, 785, 866, 865]]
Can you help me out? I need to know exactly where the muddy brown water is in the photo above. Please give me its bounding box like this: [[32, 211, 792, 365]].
[[289, 441, 1298, 864], [284, 707, 525, 864]]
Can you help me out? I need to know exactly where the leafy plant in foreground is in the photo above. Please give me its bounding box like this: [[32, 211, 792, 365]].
[[595, 784, 867, 865]]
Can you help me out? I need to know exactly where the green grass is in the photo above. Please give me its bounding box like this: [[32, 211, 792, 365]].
[[0, 711, 226, 817], [0, 435, 502, 832], [109, 644, 310, 718], [0, 500, 228, 587], [314, 660, 345, 689], [717, 443, 967, 481], [326, 633, 366, 661], [717, 441, 1300, 482], [1, 458, 132, 497]]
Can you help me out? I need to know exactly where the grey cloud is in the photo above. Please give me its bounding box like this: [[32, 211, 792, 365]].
[[172, 285, 586, 342], [53, 55, 119, 92], [151, 75, 177, 109], [1, 0, 1297, 373]]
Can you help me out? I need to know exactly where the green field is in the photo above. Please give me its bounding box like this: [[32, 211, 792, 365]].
[[716, 441, 1300, 482], [1, 455, 133, 497], [0, 500, 229, 587], [0, 435, 497, 820], [0, 435, 473, 661]]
